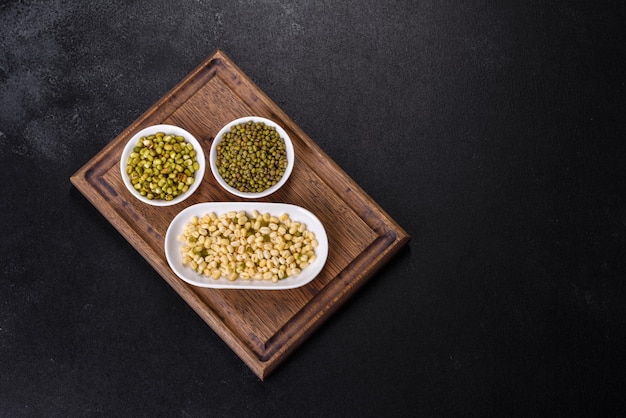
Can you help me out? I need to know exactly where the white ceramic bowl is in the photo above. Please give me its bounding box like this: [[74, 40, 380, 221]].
[[165, 202, 328, 290], [120, 124, 205, 206], [210, 116, 294, 199]]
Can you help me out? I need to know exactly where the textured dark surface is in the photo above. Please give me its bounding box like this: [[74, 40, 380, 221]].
[[1, 0, 625, 416]]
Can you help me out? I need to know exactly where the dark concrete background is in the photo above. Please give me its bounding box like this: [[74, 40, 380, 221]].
[[1, 0, 625, 416]]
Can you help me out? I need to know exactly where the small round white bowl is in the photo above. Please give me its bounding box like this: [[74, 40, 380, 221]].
[[120, 124, 205, 206], [210, 116, 295, 199]]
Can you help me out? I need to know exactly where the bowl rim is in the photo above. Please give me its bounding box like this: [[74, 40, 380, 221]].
[[209, 116, 295, 199], [120, 124, 206, 206]]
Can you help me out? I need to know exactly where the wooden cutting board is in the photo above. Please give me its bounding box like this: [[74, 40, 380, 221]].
[[70, 49, 409, 379]]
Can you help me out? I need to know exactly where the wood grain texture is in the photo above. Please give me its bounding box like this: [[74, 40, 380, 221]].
[[70, 50, 409, 379]]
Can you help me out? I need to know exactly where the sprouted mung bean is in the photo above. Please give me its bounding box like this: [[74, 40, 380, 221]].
[[126, 132, 199, 201], [216, 121, 288, 193], [179, 210, 318, 283]]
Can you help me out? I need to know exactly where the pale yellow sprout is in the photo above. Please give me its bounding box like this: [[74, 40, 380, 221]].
[[179, 211, 317, 283]]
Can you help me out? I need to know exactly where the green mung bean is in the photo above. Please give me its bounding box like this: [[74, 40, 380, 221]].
[[126, 132, 198, 200], [216, 121, 288, 193]]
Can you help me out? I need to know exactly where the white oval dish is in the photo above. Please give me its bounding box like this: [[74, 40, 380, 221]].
[[120, 124, 205, 206], [165, 202, 328, 290], [209, 116, 295, 199]]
